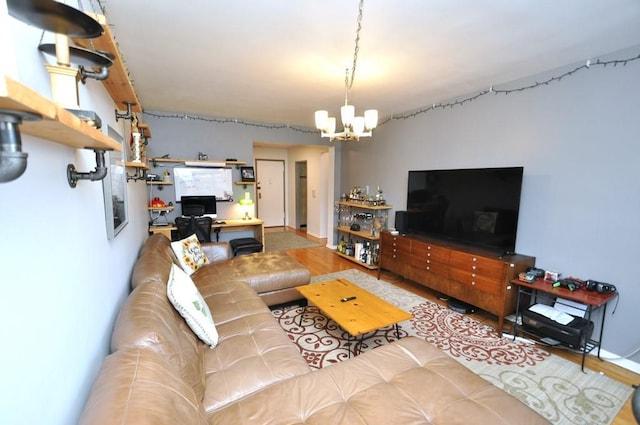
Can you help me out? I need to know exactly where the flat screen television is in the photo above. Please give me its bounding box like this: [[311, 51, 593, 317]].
[[180, 195, 217, 218], [406, 167, 524, 254]]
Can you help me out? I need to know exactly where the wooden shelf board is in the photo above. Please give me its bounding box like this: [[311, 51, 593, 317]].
[[336, 226, 380, 240], [1, 74, 121, 151], [335, 251, 379, 270], [148, 206, 174, 212], [126, 161, 149, 170], [235, 181, 256, 185], [150, 157, 247, 166], [337, 201, 392, 210], [146, 180, 172, 185], [72, 13, 142, 113]]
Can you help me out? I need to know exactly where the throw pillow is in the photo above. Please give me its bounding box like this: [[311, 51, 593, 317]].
[[167, 264, 219, 348], [171, 234, 209, 275]]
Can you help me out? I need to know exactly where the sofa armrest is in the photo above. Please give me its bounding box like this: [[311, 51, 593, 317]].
[[201, 242, 231, 263]]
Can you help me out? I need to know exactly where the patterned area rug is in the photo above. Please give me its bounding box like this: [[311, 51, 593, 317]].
[[272, 269, 632, 425], [264, 231, 322, 252]]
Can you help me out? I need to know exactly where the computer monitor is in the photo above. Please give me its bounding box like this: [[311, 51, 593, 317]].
[[180, 195, 217, 218]]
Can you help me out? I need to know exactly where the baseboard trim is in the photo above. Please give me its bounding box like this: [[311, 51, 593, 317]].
[[591, 348, 640, 374]]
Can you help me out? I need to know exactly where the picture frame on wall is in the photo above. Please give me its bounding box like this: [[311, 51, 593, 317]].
[[102, 126, 128, 239], [241, 166, 255, 182]]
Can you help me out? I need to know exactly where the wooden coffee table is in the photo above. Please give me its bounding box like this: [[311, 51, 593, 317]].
[[296, 278, 413, 356]]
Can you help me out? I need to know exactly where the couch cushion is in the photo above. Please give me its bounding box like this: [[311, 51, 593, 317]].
[[131, 234, 178, 290], [171, 234, 209, 275], [167, 264, 219, 348], [79, 347, 208, 425], [207, 337, 549, 424], [196, 280, 311, 413], [193, 251, 310, 304], [111, 280, 206, 400]]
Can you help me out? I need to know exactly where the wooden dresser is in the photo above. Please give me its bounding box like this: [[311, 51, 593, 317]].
[[378, 232, 535, 335]]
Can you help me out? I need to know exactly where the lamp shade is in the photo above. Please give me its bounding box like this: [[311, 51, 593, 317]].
[[315, 110, 328, 130], [340, 104, 354, 128], [352, 116, 365, 135], [364, 109, 378, 130]]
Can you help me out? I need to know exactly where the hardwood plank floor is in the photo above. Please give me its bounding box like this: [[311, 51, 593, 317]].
[[268, 226, 640, 425]]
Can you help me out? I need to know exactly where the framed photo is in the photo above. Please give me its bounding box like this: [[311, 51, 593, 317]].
[[102, 126, 128, 239], [240, 166, 255, 182]]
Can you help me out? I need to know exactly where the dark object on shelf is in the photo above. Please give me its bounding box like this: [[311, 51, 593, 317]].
[[585, 279, 616, 294], [526, 267, 546, 278], [395, 210, 408, 234], [7, 0, 104, 38], [229, 238, 263, 256], [522, 308, 594, 349], [448, 298, 476, 314], [350, 223, 361, 231], [225, 158, 237, 162]]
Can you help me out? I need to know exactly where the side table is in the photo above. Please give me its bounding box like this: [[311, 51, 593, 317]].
[[512, 277, 618, 371]]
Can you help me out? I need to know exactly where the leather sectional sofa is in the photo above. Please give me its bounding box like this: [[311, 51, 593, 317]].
[[79, 234, 549, 424]]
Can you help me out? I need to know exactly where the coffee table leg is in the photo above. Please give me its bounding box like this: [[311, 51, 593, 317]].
[[395, 324, 400, 340], [347, 334, 352, 358]]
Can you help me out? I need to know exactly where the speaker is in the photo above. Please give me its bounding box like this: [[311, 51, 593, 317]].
[[395, 211, 408, 234]]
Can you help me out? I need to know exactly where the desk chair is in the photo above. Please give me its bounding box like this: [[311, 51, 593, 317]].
[[175, 216, 213, 243]]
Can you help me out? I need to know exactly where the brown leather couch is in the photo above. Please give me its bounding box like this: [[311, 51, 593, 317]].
[[79, 234, 549, 424]]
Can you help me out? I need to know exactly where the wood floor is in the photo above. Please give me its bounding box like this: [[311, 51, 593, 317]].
[[267, 227, 640, 425]]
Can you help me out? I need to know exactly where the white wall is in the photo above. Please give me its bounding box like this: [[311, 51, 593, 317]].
[[0, 14, 149, 425], [342, 46, 640, 364]]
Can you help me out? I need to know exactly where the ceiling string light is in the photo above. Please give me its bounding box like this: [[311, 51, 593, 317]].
[[315, 0, 378, 141]]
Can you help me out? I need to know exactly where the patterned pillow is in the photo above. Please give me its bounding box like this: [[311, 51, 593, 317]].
[[171, 234, 209, 275], [167, 264, 219, 348]]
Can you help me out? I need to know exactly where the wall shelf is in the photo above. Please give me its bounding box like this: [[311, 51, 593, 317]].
[[1, 74, 121, 151], [126, 162, 149, 170], [146, 180, 171, 185], [149, 157, 247, 167], [71, 13, 142, 113]]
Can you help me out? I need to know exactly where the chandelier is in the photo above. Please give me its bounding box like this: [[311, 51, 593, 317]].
[[314, 0, 378, 141]]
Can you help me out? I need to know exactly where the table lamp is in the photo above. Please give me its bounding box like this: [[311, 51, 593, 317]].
[[239, 192, 254, 220]]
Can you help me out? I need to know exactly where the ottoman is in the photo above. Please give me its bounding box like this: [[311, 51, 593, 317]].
[[229, 237, 264, 256]]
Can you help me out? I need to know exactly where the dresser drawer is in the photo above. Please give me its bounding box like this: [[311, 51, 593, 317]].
[[410, 241, 449, 263], [449, 251, 505, 278]]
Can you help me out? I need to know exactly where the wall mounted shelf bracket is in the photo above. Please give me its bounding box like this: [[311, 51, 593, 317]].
[[114, 101, 136, 121], [67, 148, 110, 188], [126, 167, 147, 182]]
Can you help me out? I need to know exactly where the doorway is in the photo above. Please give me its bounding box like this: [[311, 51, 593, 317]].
[[295, 161, 307, 229], [255, 159, 285, 227]]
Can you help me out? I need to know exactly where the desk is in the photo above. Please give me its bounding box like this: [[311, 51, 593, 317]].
[[149, 218, 264, 251], [512, 278, 618, 371]]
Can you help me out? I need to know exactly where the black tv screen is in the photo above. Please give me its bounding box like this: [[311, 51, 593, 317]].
[[406, 167, 524, 253]]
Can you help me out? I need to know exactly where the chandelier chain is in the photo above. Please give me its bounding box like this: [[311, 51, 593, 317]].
[[348, 0, 365, 90]]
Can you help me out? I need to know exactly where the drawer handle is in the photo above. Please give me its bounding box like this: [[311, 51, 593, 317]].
[[427, 253, 431, 257], [472, 281, 476, 285], [472, 257, 477, 262], [472, 265, 477, 270], [472, 273, 476, 278]]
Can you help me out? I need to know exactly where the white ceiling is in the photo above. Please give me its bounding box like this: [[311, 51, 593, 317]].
[[100, 0, 640, 129]]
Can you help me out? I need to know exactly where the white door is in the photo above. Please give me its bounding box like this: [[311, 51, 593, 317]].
[[256, 159, 285, 227]]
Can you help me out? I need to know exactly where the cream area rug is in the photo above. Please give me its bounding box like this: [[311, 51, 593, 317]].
[[264, 231, 321, 252], [271, 269, 632, 425]]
